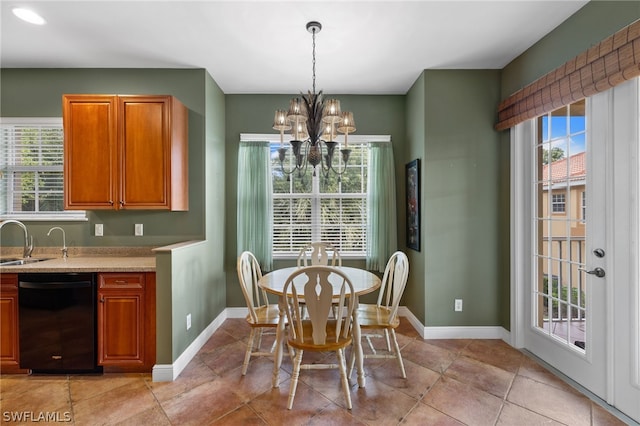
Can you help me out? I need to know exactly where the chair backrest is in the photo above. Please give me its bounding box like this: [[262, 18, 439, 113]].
[[376, 251, 410, 319], [237, 251, 269, 323], [283, 266, 355, 345], [297, 242, 342, 267]]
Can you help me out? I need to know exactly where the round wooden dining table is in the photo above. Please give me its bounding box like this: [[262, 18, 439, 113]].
[[258, 266, 381, 388]]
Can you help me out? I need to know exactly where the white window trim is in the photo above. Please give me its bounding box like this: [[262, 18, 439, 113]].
[[1, 117, 87, 221]]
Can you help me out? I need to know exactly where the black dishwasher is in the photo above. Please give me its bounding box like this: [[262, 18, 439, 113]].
[[18, 273, 102, 374]]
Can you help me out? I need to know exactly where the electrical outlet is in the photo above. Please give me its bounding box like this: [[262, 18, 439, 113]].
[[186, 314, 192, 330], [134, 223, 143, 236], [95, 224, 103, 237], [454, 299, 463, 312]]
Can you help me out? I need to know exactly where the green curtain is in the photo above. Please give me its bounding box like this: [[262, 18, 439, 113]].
[[366, 142, 398, 272], [237, 141, 273, 271]]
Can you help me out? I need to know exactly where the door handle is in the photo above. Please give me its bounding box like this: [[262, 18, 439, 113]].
[[579, 267, 606, 278]]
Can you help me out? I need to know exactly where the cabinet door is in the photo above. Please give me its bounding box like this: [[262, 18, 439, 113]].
[[119, 96, 170, 209], [97, 274, 145, 366], [0, 274, 19, 369], [63, 95, 118, 209]]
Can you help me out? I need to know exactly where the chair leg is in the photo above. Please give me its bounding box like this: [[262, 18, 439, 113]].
[[242, 328, 257, 375], [287, 349, 304, 409], [384, 329, 392, 352], [256, 327, 264, 351], [347, 343, 356, 378], [390, 328, 406, 379], [337, 348, 352, 409]]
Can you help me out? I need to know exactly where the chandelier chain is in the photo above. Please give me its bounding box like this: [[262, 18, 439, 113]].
[[312, 27, 316, 95]]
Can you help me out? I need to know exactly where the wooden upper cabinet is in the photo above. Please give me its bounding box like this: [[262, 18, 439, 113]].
[[63, 94, 188, 211], [63, 95, 118, 209]]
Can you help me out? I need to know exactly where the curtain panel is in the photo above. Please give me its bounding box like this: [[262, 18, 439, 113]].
[[236, 141, 273, 271], [496, 18, 640, 131], [366, 142, 398, 272]]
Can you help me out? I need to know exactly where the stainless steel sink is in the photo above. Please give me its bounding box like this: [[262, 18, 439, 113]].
[[0, 258, 53, 266]]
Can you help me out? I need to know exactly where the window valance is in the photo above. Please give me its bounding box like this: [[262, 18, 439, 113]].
[[495, 19, 640, 131]]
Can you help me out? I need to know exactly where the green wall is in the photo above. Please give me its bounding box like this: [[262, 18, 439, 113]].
[[403, 73, 426, 324], [224, 94, 406, 307], [0, 68, 227, 365], [164, 72, 227, 363], [405, 70, 503, 328]]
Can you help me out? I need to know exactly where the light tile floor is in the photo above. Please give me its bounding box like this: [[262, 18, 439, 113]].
[[0, 318, 630, 425]]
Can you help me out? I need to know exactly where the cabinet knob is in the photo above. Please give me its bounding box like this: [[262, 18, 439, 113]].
[[100, 296, 105, 303], [120, 200, 124, 206]]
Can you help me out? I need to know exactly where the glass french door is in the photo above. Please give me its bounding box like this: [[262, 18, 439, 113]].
[[516, 78, 639, 422], [527, 98, 608, 398]]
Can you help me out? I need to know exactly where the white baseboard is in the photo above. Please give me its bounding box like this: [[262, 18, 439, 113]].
[[152, 306, 510, 381], [152, 309, 229, 382], [399, 306, 510, 341]]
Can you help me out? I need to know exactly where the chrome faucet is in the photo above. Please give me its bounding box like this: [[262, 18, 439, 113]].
[[0, 219, 34, 258], [47, 226, 68, 258]]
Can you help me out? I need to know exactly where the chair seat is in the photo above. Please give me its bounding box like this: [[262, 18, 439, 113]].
[[356, 304, 400, 329], [246, 305, 281, 327], [288, 320, 353, 351]]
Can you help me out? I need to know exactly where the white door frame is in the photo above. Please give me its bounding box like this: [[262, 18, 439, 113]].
[[609, 78, 640, 421], [510, 78, 640, 422]]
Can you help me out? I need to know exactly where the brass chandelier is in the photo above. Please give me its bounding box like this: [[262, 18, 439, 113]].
[[273, 21, 356, 181]]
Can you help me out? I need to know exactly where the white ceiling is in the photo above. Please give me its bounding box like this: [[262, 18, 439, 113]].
[[1, 0, 589, 95]]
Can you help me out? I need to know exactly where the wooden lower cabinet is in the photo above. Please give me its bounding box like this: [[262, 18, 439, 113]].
[[97, 272, 156, 372], [0, 273, 23, 372]]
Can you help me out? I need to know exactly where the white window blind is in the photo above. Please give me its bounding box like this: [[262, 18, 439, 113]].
[[272, 141, 368, 257], [0, 118, 85, 220]]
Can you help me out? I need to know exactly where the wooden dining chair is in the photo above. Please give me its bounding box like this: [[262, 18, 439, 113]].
[[297, 242, 342, 319], [349, 251, 409, 379], [236, 251, 281, 375], [297, 242, 342, 267], [282, 265, 355, 409]]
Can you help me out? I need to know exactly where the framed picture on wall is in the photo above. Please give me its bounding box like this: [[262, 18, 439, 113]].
[[406, 159, 420, 251]]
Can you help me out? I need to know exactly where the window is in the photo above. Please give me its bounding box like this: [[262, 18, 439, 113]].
[[271, 140, 368, 257], [534, 99, 587, 347], [0, 118, 84, 220], [551, 193, 565, 213], [581, 191, 586, 221]]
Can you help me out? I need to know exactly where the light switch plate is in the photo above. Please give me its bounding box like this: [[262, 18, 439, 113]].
[[95, 224, 103, 237], [134, 223, 143, 236]]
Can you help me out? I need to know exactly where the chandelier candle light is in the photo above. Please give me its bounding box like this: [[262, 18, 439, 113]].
[[273, 21, 356, 181]]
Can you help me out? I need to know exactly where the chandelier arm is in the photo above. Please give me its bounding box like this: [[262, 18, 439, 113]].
[[278, 140, 311, 176], [329, 146, 351, 176]]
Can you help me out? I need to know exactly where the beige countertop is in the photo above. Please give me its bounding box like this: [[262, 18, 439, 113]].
[[0, 256, 156, 273], [0, 247, 157, 273]]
